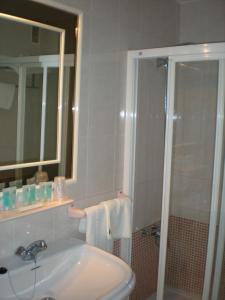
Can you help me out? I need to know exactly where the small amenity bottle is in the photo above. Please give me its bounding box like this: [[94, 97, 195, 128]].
[[53, 177, 66, 201], [2, 187, 16, 210]]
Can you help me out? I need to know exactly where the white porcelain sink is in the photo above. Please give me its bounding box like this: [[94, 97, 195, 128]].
[[0, 238, 135, 300]]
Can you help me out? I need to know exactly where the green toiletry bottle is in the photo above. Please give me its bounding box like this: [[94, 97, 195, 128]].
[[2, 190, 10, 210]]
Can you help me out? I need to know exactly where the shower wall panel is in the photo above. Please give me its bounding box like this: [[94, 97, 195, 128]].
[[170, 61, 218, 223], [133, 59, 166, 231]]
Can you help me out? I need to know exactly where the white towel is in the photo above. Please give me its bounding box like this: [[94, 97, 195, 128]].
[[0, 82, 15, 110], [101, 197, 132, 239], [78, 204, 113, 252]]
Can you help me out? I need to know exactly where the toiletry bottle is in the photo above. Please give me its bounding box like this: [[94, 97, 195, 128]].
[[0, 196, 3, 211], [10, 187, 16, 209], [2, 189, 10, 210], [53, 177, 66, 201], [29, 184, 36, 204], [39, 182, 46, 202], [16, 191, 23, 208], [22, 185, 30, 206], [46, 182, 52, 201]]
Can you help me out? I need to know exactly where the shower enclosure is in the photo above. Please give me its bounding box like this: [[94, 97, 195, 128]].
[[124, 43, 225, 300]]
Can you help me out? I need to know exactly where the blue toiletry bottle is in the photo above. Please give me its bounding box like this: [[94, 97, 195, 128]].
[[2, 190, 10, 210]]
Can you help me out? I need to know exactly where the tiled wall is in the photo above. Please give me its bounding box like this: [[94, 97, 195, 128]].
[[63, 0, 178, 208], [114, 226, 159, 300], [178, 0, 225, 44], [114, 234, 158, 300], [131, 225, 159, 300], [113, 239, 121, 258], [64, 0, 179, 210], [0, 205, 82, 259], [129, 216, 212, 300], [166, 216, 209, 297], [0, 0, 179, 260]]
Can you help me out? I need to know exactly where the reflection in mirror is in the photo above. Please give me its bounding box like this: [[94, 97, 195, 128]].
[[0, 16, 61, 57], [24, 67, 44, 163], [0, 0, 78, 187], [0, 15, 63, 167], [0, 66, 19, 165]]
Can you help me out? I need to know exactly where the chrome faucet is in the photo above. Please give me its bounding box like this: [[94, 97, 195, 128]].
[[15, 240, 47, 262]]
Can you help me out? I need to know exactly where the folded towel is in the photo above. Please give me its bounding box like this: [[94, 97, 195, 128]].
[[101, 197, 132, 239], [0, 82, 15, 110], [79, 204, 113, 252]]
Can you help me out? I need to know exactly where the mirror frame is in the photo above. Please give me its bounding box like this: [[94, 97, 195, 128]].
[[0, 12, 65, 171], [32, 0, 83, 183]]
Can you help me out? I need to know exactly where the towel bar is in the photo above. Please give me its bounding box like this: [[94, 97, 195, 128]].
[[67, 191, 128, 219], [68, 206, 86, 218]]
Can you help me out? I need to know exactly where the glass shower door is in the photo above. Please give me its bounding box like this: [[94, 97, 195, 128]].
[[131, 57, 168, 300], [158, 59, 225, 300]]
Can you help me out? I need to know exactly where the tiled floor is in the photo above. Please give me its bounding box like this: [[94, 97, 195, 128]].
[[147, 288, 200, 300]]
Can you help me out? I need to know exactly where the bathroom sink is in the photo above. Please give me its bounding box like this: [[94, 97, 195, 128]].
[[0, 238, 135, 300]]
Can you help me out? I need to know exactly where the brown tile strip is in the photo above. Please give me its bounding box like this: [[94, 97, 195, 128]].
[[113, 216, 221, 299], [166, 216, 209, 297], [113, 239, 121, 257], [130, 225, 159, 300]]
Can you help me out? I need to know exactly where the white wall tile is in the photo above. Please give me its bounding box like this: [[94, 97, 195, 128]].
[[0, 221, 14, 258], [179, 0, 225, 44], [13, 212, 54, 252], [88, 54, 119, 136], [86, 134, 116, 197], [89, 14, 120, 54], [53, 206, 79, 240], [118, 0, 141, 50], [90, 0, 119, 22]]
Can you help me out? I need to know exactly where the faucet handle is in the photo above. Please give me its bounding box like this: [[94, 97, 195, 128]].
[[15, 240, 47, 262], [40, 240, 47, 250], [27, 240, 47, 252], [15, 246, 26, 257]]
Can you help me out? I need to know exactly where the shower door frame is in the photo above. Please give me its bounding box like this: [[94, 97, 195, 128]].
[[124, 43, 225, 300]]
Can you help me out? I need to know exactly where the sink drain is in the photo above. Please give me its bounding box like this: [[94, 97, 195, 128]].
[[40, 297, 56, 300]]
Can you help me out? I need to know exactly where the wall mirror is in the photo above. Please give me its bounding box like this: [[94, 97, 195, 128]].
[[0, 0, 78, 188], [0, 13, 64, 170]]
